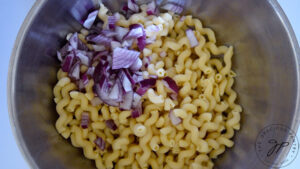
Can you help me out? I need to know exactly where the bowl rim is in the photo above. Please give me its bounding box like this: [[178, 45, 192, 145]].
[[7, 0, 300, 169]]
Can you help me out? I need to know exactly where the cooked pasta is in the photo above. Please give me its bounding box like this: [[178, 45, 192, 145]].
[[54, 1, 242, 169]]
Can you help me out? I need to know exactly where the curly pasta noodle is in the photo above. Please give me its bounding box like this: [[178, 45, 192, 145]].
[[54, 3, 242, 169]]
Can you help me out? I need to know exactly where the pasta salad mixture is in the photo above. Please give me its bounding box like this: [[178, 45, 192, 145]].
[[53, 0, 242, 168]]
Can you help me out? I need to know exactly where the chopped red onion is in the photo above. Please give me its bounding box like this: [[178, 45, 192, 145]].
[[108, 80, 121, 100], [90, 97, 103, 106], [57, 51, 63, 62], [132, 72, 144, 83], [93, 51, 109, 62], [130, 58, 142, 71], [145, 25, 160, 37], [83, 10, 98, 29], [87, 34, 112, 46], [95, 79, 119, 107], [69, 33, 79, 49], [132, 92, 142, 108], [136, 78, 157, 96], [161, 3, 183, 14], [132, 101, 142, 118], [167, 0, 185, 6], [122, 39, 134, 48], [142, 56, 151, 68], [136, 87, 149, 96], [75, 50, 90, 66], [137, 30, 146, 51], [131, 109, 142, 118], [124, 25, 144, 40], [106, 119, 118, 130], [140, 78, 157, 87], [120, 91, 133, 110], [180, 16, 186, 22], [163, 76, 179, 93], [147, 1, 157, 15], [128, 0, 139, 12], [81, 74, 89, 86], [119, 70, 133, 92], [169, 110, 182, 125], [107, 15, 118, 29], [186, 29, 199, 47], [111, 41, 122, 50], [69, 61, 81, 80], [94, 137, 106, 150], [101, 29, 118, 37], [115, 26, 129, 41], [86, 67, 95, 76], [112, 47, 140, 69], [124, 69, 136, 85], [81, 112, 90, 129]]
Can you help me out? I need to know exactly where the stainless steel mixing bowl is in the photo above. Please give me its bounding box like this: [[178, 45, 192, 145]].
[[8, 0, 300, 168]]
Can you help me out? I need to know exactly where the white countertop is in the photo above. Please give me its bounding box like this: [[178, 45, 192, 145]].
[[0, 0, 299, 169]]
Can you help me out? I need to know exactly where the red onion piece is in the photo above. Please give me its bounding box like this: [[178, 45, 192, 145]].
[[101, 29, 118, 37], [124, 25, 144, 40], [106, 119, 118, 130], [69, 33, 79, 49], [161, 3, 183, 14], [87, 34, 112, 46], [120, 91, 133, 110], [61, 53, 75, 72], [75, 50, 90, 66], [86, 67, 95, 76], [69, 61, 80, 80], [132, 101, 142, 118], [140, 78, 157, 88], [132, 72, 144, 83], [81, 74, 89, 86], [163, 76, 179, 93], [57, 51, 63, 62], [147, 1, 157, 15], [112, 47, 140, 70], [186, 29, 199, 47], [119, 70, 133, 92], [107, 15, 118, 29], [115, 26, 129, 41], [136, 78, 157, 96], [81, 112, 90, 129], [132, 92, 142, 108], [168, 0, 185, 6], [142, 56, 151, 68], [83, 10, 98, 29], [124, 69, 136, 85], [169, 110, 182, 125], [95, 79, 119, 107], [130, 58, 142, 71], [94, 137, 106, 150], [108, 80, 122, 101], [131, 109, 142, 118], [128, 0, 139, 12]]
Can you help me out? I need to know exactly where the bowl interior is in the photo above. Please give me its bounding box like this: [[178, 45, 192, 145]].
[[9, 0, 300, 169]]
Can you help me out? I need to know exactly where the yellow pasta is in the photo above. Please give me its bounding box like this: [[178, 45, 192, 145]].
[[54, 3, 242, 169]]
